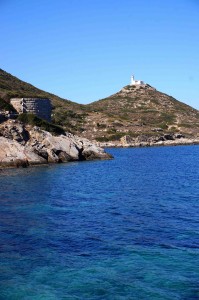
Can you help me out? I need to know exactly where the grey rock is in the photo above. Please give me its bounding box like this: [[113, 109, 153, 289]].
[[0, 120, 112, 168]]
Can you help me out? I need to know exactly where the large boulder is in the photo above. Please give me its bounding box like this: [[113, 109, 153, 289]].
[[0, 137, 46, 168], [80, 139, 113, 160]]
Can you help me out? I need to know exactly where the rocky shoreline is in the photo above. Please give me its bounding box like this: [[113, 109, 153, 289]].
[[97, 134, 199, 148], [0, 120, 113, 168], [1, 121, 199, 169]]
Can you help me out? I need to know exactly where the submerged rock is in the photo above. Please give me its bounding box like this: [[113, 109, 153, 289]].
[[0, 120, 112, 168]]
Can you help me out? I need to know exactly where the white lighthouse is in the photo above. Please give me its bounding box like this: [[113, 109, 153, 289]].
[[130, 74, 144, 86]]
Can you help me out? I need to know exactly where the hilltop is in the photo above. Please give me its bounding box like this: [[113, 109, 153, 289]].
[[82, 84, 199, 142], [1, 68, 199, 145]]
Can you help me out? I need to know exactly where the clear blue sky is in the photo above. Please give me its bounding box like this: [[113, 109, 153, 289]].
[[1, 0, 199, 108]]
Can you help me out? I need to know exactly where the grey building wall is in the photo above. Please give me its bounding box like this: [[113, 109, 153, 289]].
[[10, 98, 52, 122], [10, 98, 23, 113]]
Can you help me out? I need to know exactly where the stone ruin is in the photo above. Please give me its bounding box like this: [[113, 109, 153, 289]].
[[10, 98, 52, 122]]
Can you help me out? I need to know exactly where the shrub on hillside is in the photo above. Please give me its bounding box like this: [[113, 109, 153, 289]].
[[0, 98, 16, 112], [17, 113, 65, 135]]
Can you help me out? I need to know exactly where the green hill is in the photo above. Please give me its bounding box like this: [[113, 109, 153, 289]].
[[1, 68, 199, 141], [0, 68, 87, 132]]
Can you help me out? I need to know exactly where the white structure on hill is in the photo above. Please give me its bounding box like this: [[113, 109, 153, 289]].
[[130, 75, 144, 86]]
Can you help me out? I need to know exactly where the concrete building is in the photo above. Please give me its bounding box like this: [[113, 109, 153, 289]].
[[130, 75, 144, 86], [10, 98, 52, 122]]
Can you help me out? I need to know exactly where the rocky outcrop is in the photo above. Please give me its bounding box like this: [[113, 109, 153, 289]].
[[0, 120, 112, 168]]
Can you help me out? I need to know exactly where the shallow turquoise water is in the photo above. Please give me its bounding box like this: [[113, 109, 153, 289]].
[[0, 146, 199, 299]]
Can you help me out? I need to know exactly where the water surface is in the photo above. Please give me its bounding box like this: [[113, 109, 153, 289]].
[[0, 146, 199, 299]]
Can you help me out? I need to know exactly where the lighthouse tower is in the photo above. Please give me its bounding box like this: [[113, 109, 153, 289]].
[[131, 75, 135, 85], [130, 74, 144, 86]]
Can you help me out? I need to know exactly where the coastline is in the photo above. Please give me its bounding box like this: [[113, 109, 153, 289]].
[[1, 120, 199, 170], [97, 137, 199, 148]]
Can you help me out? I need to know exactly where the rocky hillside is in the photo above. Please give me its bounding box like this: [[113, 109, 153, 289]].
[[81, 84, 199, 142], [1, 68, 199, 143]]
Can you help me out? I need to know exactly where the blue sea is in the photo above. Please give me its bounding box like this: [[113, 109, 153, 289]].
[[0, 146, 199, 300]]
